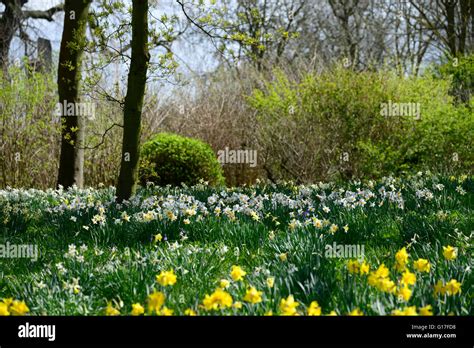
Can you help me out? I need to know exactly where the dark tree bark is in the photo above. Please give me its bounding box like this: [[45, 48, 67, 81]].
[[56, 0, 92, 188], [116, 0, 150, 201]]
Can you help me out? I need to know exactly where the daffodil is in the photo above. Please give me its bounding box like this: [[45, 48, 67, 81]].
[[230, 265, 246, 281], [243, 287, 263, 304], [445, 279, 461, 295], [147, 290, 165, 314], [397, 285, 412, 302], [348, 308, 364, 316], [347, 259, 360, 274], [202, 289, 233, 311], [434, 280, 446, 297], [442, 245, 457, 261], [156, 270, 177, 286], [184, 308, 197, 316], [159, 307, 174, 316], [219, 279, 230, 289], [131, 303, 144, 316], [413, 259, 431, 273], [280, 295, 299, 316], [395, 247, 409, 272], [105, 302, 120, 316], [401, 270, 416, 286], [307, 301, 322, 316], [419, 305, 433, 316], [266, 277, 275, 288], [0, 302, 10, 316]]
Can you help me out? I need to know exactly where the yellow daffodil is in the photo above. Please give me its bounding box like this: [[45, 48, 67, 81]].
[[401, 270, 416, 286], [434, 280, 446, 297], [266, 277, 275, 288], [105, 302, 120, 316], [445, 279, 461, 295], [159, 307, 174, 316], [154, 233, 163, 243], [280, 295, 299, 316], [413, 259, 431, 273], [202, 289, 233, 311], [219, 279, 230, 289], [395, 247, 409, 272], [359, 261, 370, 275], [184, 308, 197, 316], [233, 301, 243, 309], [156, 270, 177, 286], [230, 265, 246, 281], [0, 302, 10, 316], [147, 290, 165, 314], [347, 259, 361, 274], [243, 287, 263, 304], [419, 305, 433, 316], [348, 308, 364, 316], [442, 245, 457, 261], [131, 303, 144, 316], [307, 301, 322, 316], [397, 285, 412, 302]]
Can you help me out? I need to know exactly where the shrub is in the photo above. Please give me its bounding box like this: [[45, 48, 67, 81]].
[[248, 64, 473, 181], [139, 133, 225, 187]]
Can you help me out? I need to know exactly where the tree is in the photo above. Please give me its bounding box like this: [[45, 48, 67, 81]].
[[56, 0, 92, 188], [0, 0, 63, 69], [116, 0, 150, 201]]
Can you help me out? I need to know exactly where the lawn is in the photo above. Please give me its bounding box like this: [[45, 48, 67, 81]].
[[0, 173, 472, 316]]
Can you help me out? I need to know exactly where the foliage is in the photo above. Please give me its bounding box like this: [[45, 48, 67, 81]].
[[0, 174, 472, 315], [139, 133, 225, 187], [249, 64, 474, 182]]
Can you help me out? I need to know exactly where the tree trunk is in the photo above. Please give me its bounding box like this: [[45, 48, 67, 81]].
[[56, 0, 91, 188], [0, 0, 27, 69], [116, 0, 150, 202]]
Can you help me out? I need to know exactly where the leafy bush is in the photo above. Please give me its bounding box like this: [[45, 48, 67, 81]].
[[436, 54, 474, 105], [249, 65, 474, 182], [139, 133, 225, 186]]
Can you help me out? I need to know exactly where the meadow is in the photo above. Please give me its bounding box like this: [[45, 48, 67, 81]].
[[0, 173, 472, 316]]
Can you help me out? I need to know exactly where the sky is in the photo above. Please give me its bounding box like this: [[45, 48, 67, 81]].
[[2, 0, 218, 92]]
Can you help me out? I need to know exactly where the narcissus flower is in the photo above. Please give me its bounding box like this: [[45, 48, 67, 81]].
[[243, 287, 263, 304], [347, 260, 360, 274], [202, 289, 233, 311], [230, 265, 246, 281], [348, 308, 363, 316], [401, 270, 416, 285], [445, 279, 461, 295], [233, 301, 243, 309], [442, 245, 457, 261], [147, 290, 165, 314], [184, 308, 197, 316], [434, 280, 446, 297], [131, 303, 144, 316], [279, 253, 288, 261], [280, 295, 299, 316], [105, 302, 120, 316], [8, 300, 29, 316], [326, 310, 338, 316], [0, 302, 10, 316], [154, 233, 163, 243], [413, 259, 431, 273], [359, 261, 370, 275], [159, 307, 174, 316], [419, 305, 433, 316], [395, 247, 409, 272], [219, 279, 230, 289], [397, 285, 412, 302], [266, 277, 275, 288], [307, 301, 322, 316], [392, 306, 417, 316], [156, 270, 177, 286]]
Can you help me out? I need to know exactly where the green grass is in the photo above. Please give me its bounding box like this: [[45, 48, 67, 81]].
[[0, 173, 472, 316]]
